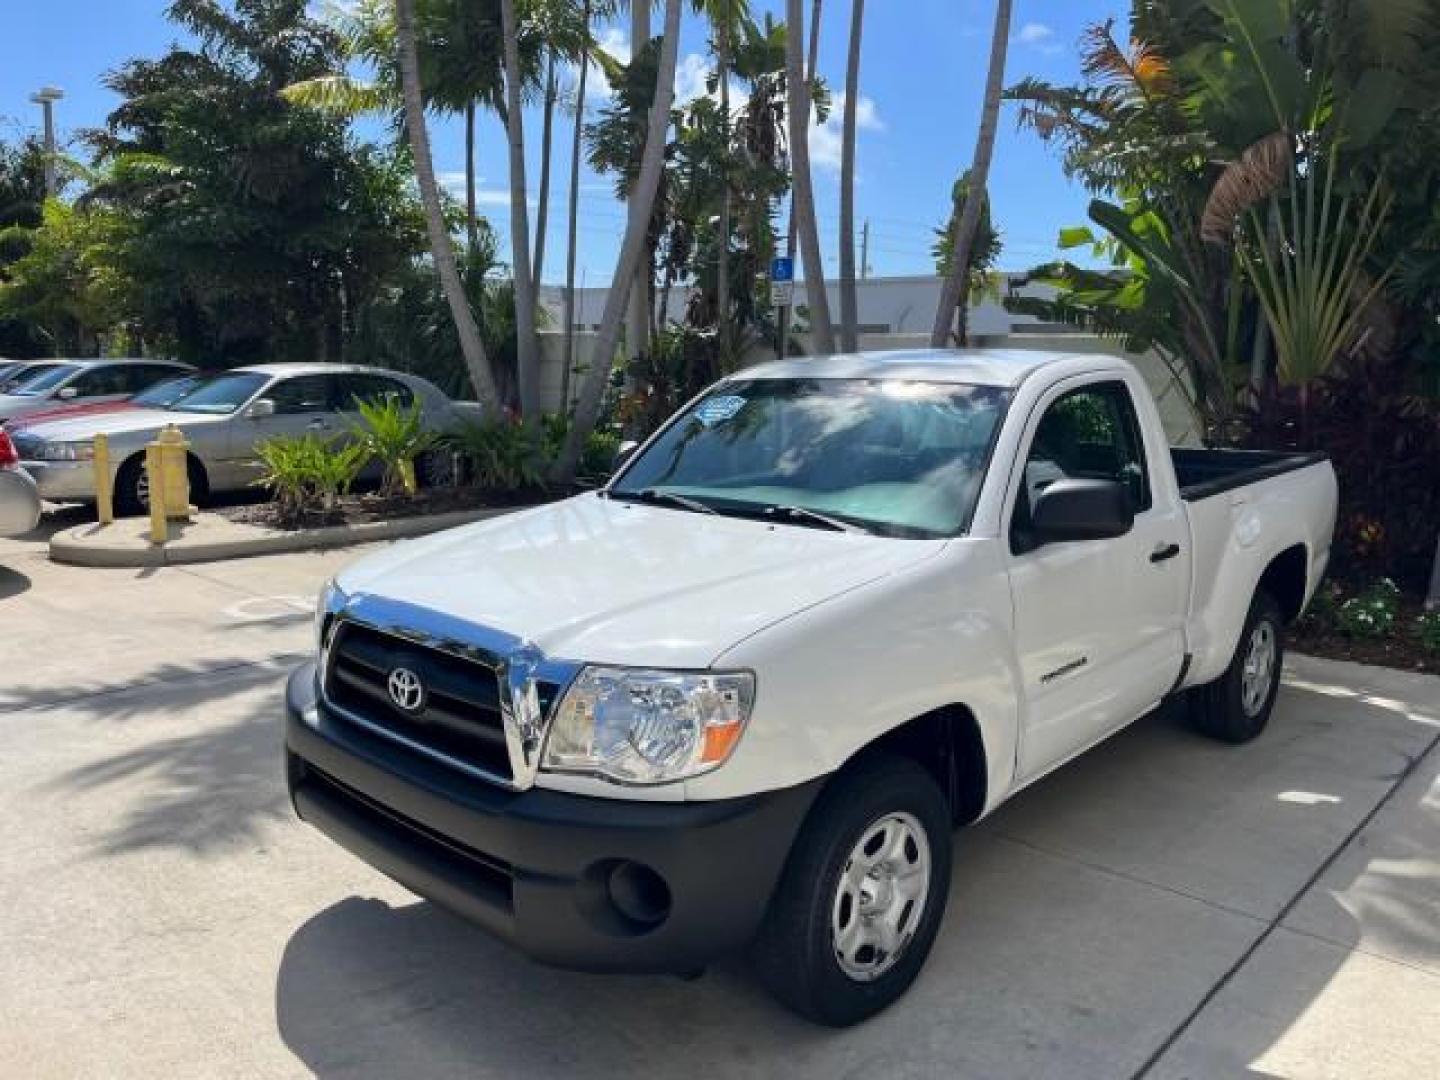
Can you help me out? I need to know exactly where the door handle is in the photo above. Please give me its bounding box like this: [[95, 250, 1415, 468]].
[[1150, 542, 1182, 563]]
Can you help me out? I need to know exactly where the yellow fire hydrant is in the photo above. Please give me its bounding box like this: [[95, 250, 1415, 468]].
[[145, 424, 195, 544]]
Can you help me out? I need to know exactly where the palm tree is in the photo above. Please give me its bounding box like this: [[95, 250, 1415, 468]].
[[837, 0, 864, 351], [562, 0, 596, 413], [701, 0, 751, 362], [786, 0, 835, 353], [533, 55, 559, 287], [777, 0, 823, 350], [626, 0, 653, 369], [395, 0, 501, 410], [499, 0, 541, 420], [553, 0, 684, 479], [931, 0, 1011, 346]]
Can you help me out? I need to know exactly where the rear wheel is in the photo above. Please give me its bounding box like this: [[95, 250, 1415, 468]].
[[1192, 589, 1284, 743], [752, 754, 952, 1026]]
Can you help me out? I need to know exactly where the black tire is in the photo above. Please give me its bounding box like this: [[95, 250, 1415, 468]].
[[1192, 589, 1284, 744], [752, 753, 952, 1027], [113, 455, 147, 517], [113, 454, 208, 517]]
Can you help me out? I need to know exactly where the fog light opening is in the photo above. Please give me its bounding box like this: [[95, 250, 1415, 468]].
[[606, 860, 671, 929]]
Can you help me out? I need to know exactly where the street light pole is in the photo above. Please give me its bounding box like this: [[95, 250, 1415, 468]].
[[29, 86, 64, 197]]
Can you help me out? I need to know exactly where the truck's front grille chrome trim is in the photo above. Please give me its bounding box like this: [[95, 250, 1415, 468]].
[[319, 594, 580, 791]]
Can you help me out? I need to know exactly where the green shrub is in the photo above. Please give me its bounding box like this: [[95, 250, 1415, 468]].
[[254, 433, 370, 525], [1335, 579, 1400, 640], [351, 395, 435, 497], [1416, 610, 1440, 653], [445, 419, 544, 491]]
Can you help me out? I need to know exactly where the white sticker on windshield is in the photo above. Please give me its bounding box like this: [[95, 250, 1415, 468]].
[[696, 394, 746, 426]]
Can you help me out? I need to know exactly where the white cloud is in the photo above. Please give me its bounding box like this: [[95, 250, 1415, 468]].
[[809, 94, 884, 173], [436, 171, 537, 209], [1017, 22, 1062, 54]]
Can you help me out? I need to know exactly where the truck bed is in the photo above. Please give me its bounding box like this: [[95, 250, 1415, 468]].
[[1171, 448, 1329, 502]]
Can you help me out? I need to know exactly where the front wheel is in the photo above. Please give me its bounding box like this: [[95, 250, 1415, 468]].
[[752, 754, 952, 1026], [1192, 589, 1285, 743]]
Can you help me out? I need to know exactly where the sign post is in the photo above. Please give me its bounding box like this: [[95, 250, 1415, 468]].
[[771, 256, 794, 360]]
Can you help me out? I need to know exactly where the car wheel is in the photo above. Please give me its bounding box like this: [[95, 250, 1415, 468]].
[[752, 753, 952, 1027], [417, 448, 458, 489], [113, 456, 148, 517], [1192, 589, 1285, 744]]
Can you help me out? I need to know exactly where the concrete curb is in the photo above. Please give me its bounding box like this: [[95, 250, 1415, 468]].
[[49, 506, 524, 568]]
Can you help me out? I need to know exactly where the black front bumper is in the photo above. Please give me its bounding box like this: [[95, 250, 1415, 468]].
[[285, 663, 822, 974]]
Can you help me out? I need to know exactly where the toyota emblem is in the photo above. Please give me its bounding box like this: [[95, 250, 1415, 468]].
[[387, 667, 426, 714]]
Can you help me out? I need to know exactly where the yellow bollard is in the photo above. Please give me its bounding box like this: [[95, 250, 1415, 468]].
[[93, 433, 113, 526], [145, 443, 167, 544], [156, 424, 194, 522]]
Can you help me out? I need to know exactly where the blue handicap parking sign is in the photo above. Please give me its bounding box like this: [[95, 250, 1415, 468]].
[[770, 257, 794, 283]]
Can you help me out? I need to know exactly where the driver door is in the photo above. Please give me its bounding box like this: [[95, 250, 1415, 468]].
[[1005, 375, 1189, 782], [226, 373, 340, 486]]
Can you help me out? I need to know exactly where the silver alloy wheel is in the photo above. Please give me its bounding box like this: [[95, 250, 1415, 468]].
[[135, 467, 151, 511], [1241, 620, 1277, 717], [831, 811, 932, 982]]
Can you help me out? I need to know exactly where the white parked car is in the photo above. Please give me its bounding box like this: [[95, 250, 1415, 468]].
[[0, 358, 193, 426], [284, 349, 1338, 1025], [14, 363, 473, 514]]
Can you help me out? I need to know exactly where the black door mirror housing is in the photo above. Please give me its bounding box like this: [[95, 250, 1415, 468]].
[[1031, 478, 1134, 544]]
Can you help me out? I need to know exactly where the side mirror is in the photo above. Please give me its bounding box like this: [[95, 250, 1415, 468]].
[[613, 439, 639, 470], [56, 387, 79, 401], [245, 398, 276, 419], [1031, 479, 1134, 544]]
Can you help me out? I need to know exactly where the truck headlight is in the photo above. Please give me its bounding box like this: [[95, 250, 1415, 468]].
[[542, 667, 755, 785], [39, 441, 94, 461]]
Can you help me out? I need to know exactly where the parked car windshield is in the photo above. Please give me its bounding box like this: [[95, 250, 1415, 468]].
[[166, 372, 270, 414], [132, 374, 206, 408], [9, 363, 81, 396], [611, 378, 1011, 538]]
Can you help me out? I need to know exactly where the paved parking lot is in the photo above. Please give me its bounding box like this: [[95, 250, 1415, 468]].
[[3, 519, 1439, 1079]]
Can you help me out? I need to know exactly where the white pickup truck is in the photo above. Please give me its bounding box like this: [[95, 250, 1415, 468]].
[[285, 349, 1337, 1025]]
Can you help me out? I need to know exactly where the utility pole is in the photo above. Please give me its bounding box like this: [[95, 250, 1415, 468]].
[[29, 86, 64, 197], [860, 220, 870, 280]]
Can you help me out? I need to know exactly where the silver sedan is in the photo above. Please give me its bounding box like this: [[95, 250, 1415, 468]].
[[13, 363, 477, 515]]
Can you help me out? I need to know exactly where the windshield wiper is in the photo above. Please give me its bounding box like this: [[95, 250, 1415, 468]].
[[762, 504, 870, 534], [616, 488, 718, 515]]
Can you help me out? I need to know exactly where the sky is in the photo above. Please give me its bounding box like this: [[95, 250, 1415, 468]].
[[0, 0, 1128, 286]]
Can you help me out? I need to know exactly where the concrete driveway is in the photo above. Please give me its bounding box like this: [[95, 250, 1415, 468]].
[[2, 523, 1438, 1079]]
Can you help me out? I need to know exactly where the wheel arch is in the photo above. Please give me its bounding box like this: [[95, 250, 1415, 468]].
[[1257, 542, 1309, 624], [848, 703, 989, 826]]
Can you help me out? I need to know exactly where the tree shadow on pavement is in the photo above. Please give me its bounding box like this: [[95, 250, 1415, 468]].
[[33, 656, 302, 857], [272, 666, 1440, 1080]]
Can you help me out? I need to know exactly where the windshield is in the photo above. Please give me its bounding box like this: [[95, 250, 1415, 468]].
[[166, 372, 269, 414], [132, 374, 206, 408], [611, 378, 1011, 538], [10, 363, 80, 396]]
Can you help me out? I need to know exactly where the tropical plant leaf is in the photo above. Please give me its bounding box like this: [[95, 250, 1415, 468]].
[[1201, 130, 1293, 243]]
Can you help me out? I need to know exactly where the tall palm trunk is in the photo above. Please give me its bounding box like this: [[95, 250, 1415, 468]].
[[533, 55, 558, 287], [931, 0, 1011, 347], [838, 0, 864, 351], [500, 0, 541, 420], [787, 0, 835, 353], [562, 0, 593, 415], [553, 0, 683, 480], [777, 0, 823, 353], [395, 0, 499, 411], [464, 101, 479, 252], [716, 14, 731, 360], [626, 0, 653, 368]]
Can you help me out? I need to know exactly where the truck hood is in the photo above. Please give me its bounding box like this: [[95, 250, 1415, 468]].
[[10, 407, 223, 443], [335, 493, 947, 668]]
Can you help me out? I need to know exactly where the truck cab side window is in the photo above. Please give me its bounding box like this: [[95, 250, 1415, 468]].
[[1011, 382, 1151, 551]]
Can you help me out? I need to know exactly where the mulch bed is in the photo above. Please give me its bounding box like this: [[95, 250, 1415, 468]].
[[1289, 596, 1439, 676], [216, 483, 570, 532]]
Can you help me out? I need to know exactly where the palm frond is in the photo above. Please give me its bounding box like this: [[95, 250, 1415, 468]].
[[1201, 130, 1293, 244]]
